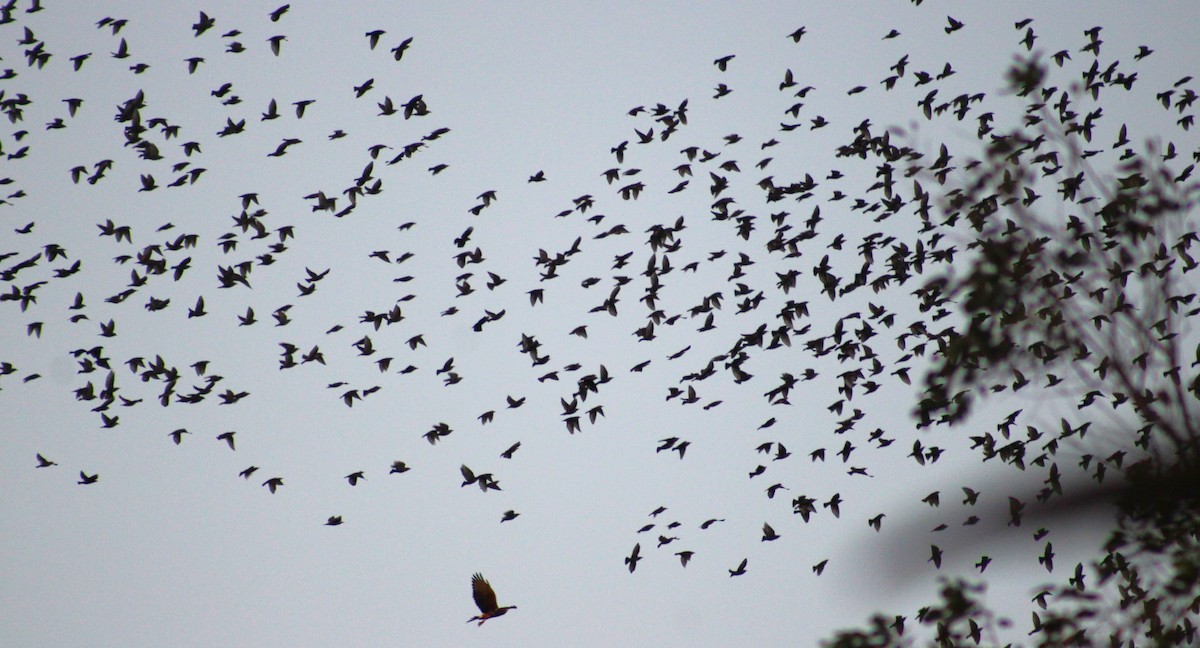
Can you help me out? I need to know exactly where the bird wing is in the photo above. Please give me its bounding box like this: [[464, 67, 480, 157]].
[[472, 573, 497, 613]]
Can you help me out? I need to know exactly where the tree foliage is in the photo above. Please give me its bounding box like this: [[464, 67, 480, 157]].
[[828, 46, 1200, 648]]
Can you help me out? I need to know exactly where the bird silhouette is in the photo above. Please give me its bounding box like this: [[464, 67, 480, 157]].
[[762, 522, 780, 541], [625, 543, 642, 573], [216, 431, 235, 450]]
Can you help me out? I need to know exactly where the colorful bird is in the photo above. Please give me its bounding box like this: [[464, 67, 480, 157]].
[[468, 573, 517, 626]]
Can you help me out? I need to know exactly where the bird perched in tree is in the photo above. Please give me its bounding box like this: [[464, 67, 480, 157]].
[[468, 573, 517, 626]]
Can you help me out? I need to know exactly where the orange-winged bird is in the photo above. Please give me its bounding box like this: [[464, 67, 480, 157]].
[[468, 573, 517, 626]]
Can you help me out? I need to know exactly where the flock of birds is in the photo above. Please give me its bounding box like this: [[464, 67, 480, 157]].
[[4, 1, 1199, 635]]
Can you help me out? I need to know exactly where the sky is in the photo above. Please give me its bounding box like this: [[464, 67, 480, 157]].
[[3, 2, 1199, 646]]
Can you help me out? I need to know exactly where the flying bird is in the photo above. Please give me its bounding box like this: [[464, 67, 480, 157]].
[[468, 573, 517, 626], [625, 543, 642, 573], [762, 522, 780, 541]]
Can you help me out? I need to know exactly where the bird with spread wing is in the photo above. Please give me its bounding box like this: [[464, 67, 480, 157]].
[[468, 573, 517, 626]]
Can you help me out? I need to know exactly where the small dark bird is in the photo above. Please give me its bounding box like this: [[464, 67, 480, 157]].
[[325, 516, 343, 526], [625, 543, 642, 573], [217, 431, 236, 450], [346, 471, 365, 486], [1039, 542, 1055, 573], [761, 522, 780, 541], [729, 558, 748, 577], [501, 510, 520, 522], [468, 573, 517, 625], [391, 37, 413, 61], [36, 453, 57, 468], [78, 471, 99, 485], [293, 99, 315, 118], [262, 477, 283, 493], [390, 461, 411, 474], [676, 550, 695, 567], [962, 487, 980, 505]]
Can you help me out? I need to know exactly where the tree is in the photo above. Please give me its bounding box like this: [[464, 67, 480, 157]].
[[827, 49, 1200, 648]]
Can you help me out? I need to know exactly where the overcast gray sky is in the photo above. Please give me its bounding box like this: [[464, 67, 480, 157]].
[[3, 2, 1198, 646]]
